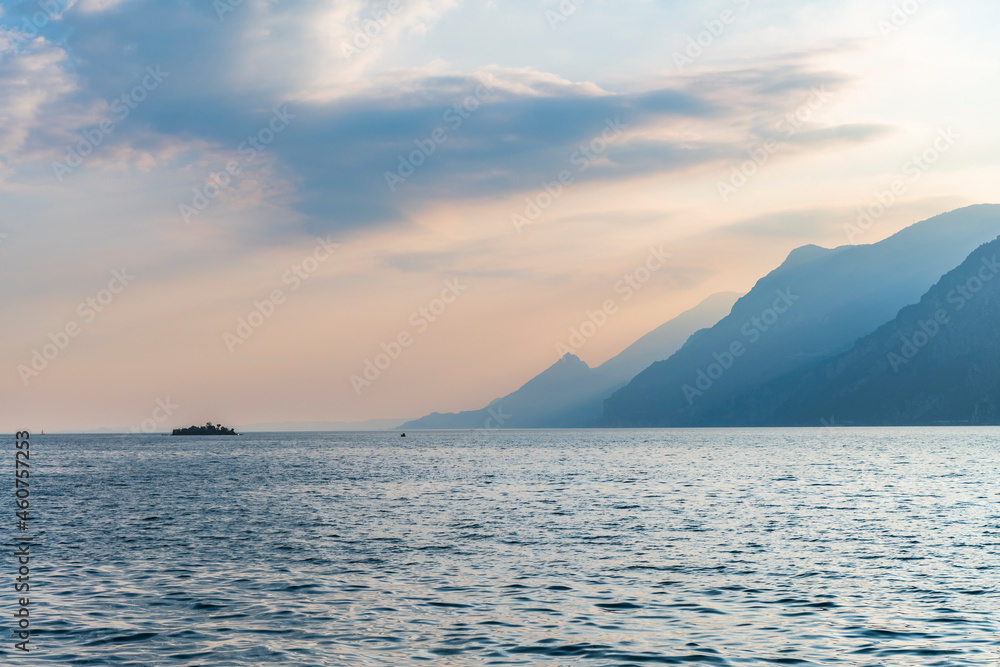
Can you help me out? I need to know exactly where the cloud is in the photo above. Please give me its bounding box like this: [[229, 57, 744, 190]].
[[0, 28, 76, 180], [722, 207, 848, 238], [254, 62, 879, 236], [73, 0, 131, 13], [787, 123, 894, 147], [0, 1, 895, 243]]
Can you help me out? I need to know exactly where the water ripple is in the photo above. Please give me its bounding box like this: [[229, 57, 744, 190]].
[[4, 428, 999, 665]]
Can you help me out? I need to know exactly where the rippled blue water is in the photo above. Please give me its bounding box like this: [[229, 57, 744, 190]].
[[4, 428, 999, 665]]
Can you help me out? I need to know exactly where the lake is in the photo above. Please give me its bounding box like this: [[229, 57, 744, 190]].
[[8, 428, 1000, 665]]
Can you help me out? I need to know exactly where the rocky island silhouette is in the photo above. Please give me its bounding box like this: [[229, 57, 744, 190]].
[[171, 422, 238, 436]]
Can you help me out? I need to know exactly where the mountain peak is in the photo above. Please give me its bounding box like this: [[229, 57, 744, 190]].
[[399, 293, 736, 429], [602, 205, 1000, 426], [778, 243, 837, 270], [757, 234, 1000, 425], [542, 352, 591, 376]]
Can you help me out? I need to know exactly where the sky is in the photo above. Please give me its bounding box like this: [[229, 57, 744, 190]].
[[2, 0, 999, 432]]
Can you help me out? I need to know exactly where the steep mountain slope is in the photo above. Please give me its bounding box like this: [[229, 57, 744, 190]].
[[736, 236, 1000, 425], [602, 204, 1000, 426], [399, 353, 621, 429], [596, 292, 740, 379], [399, 292, 740, 429]]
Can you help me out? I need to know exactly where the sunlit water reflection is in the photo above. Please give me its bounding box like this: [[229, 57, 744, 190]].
[[7, 428, 999, 665]]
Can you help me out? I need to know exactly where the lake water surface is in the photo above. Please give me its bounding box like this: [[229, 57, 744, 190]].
[[7, 429, 1000, 665]]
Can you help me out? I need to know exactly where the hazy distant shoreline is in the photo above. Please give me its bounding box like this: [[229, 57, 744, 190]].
[[41, 423, 1000, 435]]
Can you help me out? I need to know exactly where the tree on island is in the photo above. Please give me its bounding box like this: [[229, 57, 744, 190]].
[[171, 422, 238, 436]]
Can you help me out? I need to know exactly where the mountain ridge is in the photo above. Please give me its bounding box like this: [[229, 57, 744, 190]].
[[737, 235, 1000, 425], [399, 292, 741, 429], [602, 204, 1000, 426]]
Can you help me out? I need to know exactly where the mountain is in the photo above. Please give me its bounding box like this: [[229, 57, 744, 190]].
[[241, 419, 409, 432], [602, 204, 1000, 426], [596, 291, 741, 379], [400, 353, 624, 429], [733, 235, 1000, 425], [399, 292, 740, 429]]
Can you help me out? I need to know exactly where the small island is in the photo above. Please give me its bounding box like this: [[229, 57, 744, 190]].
[[171, 422, 238, 436]]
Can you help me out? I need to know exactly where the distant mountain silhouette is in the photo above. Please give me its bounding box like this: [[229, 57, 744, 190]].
[[602, 204, 1000, 426], [399, 292, 740, 429], [241, 419, 408, 432], [730, 235, 1000, 425], [596, 292, 742, 379]]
